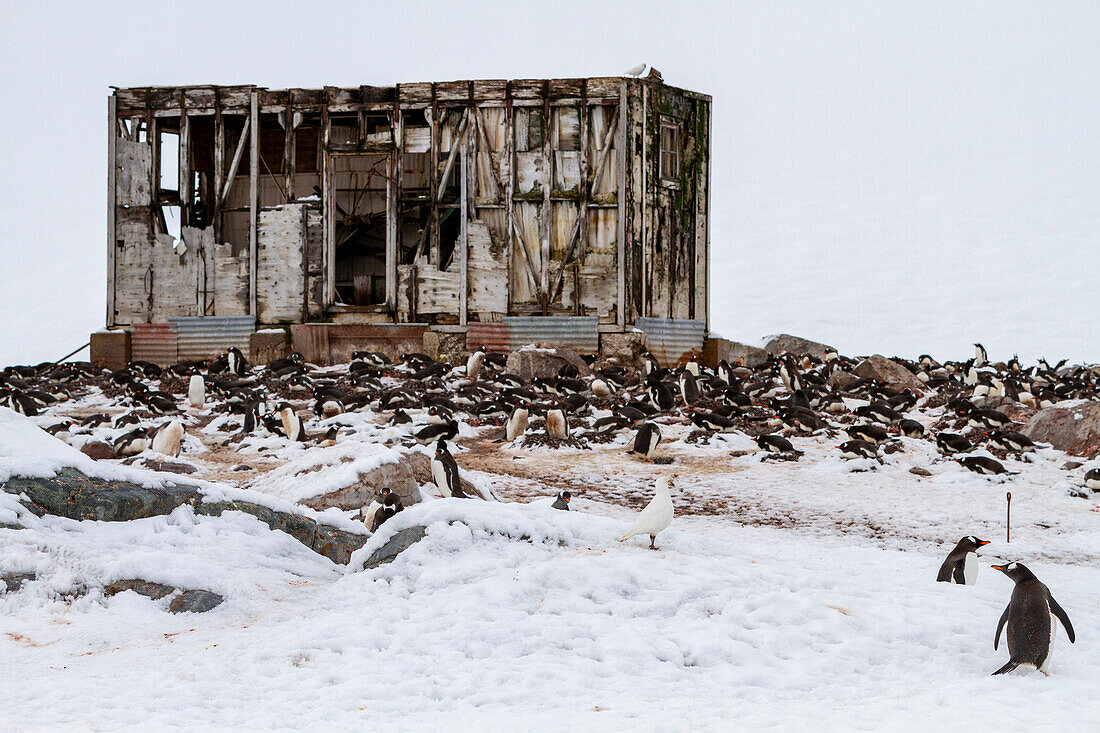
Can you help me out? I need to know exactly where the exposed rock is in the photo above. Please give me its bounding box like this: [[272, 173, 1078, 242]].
[[121, 456, 198, 475], [250, 329, 289, 365], [104, 579, 174, 600], [596, 332, 647, 371], [851, 355, 927, 393], [763, 334, 835, 360], [972, 396, 1036, 424], [2, 572, 36, 592], [196, 500, 368, 565], [169, 589, 225, 614], [909, 467, 932, 477], [506, 344, 592, 380], [362, 525, 428, 569], [713, 339, 769, 369], [301, 451, 425, 513], [4, 467, 202, 522], [827, 370, 859, 391], [80, 441, 117, 460], [1021, 401, 1100, 458], [1, 467, 367, 564], [1061, 461, 1083, 471]]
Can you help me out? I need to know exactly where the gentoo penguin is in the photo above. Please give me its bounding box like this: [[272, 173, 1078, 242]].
[[642, 352, 660, 376], [361, 488, 392, 528], [150, 420, 184, 458], [114, 428, 150, 456], [647, 380, 676, 412], [991, 562, 1075, 675], [845, 424, 890, 445], [188, 374, 205, 409], [226, 347, 248, 377], [590, 378, 612, 398], [898, 418, 925, 438], [619, 475, 674, 550], [505, 404, 529, 442], [837, 439, 878, 460], [45, 421, 74, 442], [987, 430, 1037, 454], [546, 404, 569, 440], [678, 370, 700, 405], [755, 434, 801, 455], [466, 347, 486, 380], [936, 536, 990, 585], [1085, 467, 1100, 492], [390, 409, 412, 426], [956, 456, 1017, 476], [431, 439, 467, 498], [684, 355, 700, 377], [630, 422, 662, 460], [974, 343, 988, 368], [369, 505, 396, 533], [277, 402, 306, 442], [413, 419, 459, 445], [551, 491, 571, 511], [936, 432, 972, 456]]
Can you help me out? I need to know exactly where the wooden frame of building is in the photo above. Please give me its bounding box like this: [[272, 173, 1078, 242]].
[[106, 74, 711, 347]]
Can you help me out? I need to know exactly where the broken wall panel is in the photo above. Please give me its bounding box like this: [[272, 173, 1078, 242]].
[[116, 138, 153, 206], [257, 204, 307, 323]]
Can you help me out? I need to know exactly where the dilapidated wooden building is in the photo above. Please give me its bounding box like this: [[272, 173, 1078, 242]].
[[102, 72, 710, 363]]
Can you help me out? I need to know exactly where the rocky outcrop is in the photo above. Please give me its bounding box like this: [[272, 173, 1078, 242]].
[[972, 396, 1036, 424], [713, 339, 769, 369], [763, 334, 835, 360], [196, 501, 367, 565], [1022, 401, 1100, 458], [121, 456, 199, 475], [169, 589, 224, 613], [104, 579, 224, 613], [827, 370, 859, 391], [2, 572, 36, 592], [506, 345, 592, 380], [851, 355, 927, 392], [300, 451, 426, 513], [361, 525, 428, 569], [80, 441, 117, 460], [2, 468, 367, 564]]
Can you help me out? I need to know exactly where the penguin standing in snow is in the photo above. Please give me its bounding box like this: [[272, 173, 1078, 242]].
[[151, 420, 184, 458], [630, 422, 662, 460], [936, 536, 990, 585], [226, 347, 248, 377], [188, 374, 205, 409], [991, 562, 1075, 675], [278, 402, 305, 442], [466, 347, 486, 380], [619, 475, 674, 549], [551, 491, 571, 511], [546, 404, 569, 440], [505, 404, 529, 442], [1085, 467, 1100, 492], [431, 439, 468, 498], [678, 369, 700, 405]]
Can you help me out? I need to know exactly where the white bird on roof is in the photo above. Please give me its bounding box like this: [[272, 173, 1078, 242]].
[[624, 63, 646, 78], [618, 475, 674, 549]]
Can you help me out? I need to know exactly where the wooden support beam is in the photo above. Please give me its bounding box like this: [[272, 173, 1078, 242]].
[[539, 97, 551, 312], [220, 116, 249, 205], [249, 89, 259, 317], [548, 107, 620, 301], [214, 106, 225, 241], [435, 109, 469, 202], [505, 102, 515, 313], [284, 104, 295, 201], [511, 218, 543, 300], [107, 96, 117, 328], [459, 133, 468, 326], [428, 105, 442, 265], [179, 99, 191, 226], [617, 82, 628, 327], [575, 100, 589, 315], [322, 102, 334, 308]]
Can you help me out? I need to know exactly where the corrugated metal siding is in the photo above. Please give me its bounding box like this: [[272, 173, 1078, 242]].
[[131, 323, 179, 365], [169, 316, 255, 362], [466, 322, 511, 353], [634, 318, 706, 367], [504, 316, 599, 353]]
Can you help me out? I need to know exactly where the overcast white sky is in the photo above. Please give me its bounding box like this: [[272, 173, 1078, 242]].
[[0, 1, 1096, 366]]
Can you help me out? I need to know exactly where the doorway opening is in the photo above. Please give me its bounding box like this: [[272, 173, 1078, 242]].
[[332, 154, 389, 305]]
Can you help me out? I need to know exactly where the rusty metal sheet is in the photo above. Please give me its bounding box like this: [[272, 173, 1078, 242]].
[[466, 322, 510, 353], [634, 318, 706, 367], [131, 323, 179, 365], [504, 316, 599, 353]]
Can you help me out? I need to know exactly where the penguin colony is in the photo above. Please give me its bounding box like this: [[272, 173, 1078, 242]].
[[3, 340, 1096, 674]]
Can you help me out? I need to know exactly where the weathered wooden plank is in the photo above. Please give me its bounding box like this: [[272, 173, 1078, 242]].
[[114, 88, 147, 116], [107, 96, 118, 327], [472, 79, 507, 100], [115, 138, 153, 206], [179, 100, 191, 224], [509, 80, 545, 99], [548, 78, 583, 98], [220, 116, 249, 205], [459, 135, 468, 326], [398, 82, 433, 104], [435, 81, 470, 102], [284, 103, 295, 201], [248, 90, 259, 317], [257, 204, 307, 323], [586, 77, 622, 99]]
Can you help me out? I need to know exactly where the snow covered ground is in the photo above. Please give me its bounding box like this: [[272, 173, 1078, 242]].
[[2, 404, 1098, 730]]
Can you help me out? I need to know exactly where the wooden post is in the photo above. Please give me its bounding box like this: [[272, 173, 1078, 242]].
[[1006, 491, 1012, 543], [284, 102, 295, 202], [704, 97, 712, 331], [459, 130, 468, 326], [505, 101, 515, 315], [540, 93, 551, 312], [429, 103, 441, 265], [392, 104, 403, 316], [617, 81, 628, 328], [214, 105, 225, 242], [106, 95, 118, 328], [179, 96, 191, 224], [220, 116, 249, 205], [575, 98, 588, 315], [249, 89, 259, 317], [321, 99, 333, 308]]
